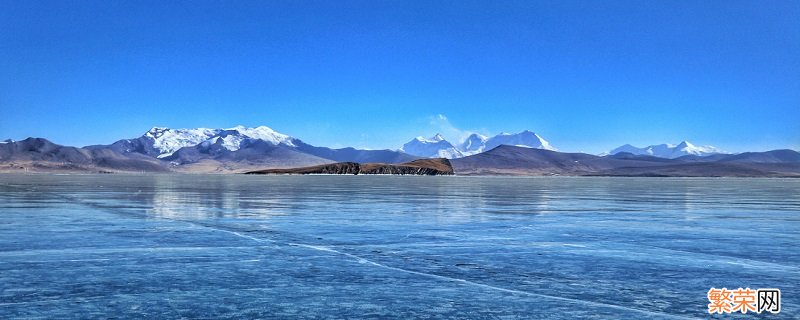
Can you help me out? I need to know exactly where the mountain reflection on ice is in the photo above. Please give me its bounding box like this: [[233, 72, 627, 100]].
[[0, 174, 798, 319]]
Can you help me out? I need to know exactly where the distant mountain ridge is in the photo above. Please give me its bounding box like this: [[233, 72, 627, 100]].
[[400, 130, 556, 159], [451, 145, 800, 177], [0, 137, 168, 173], [606, 141, 726, 159], [2, 125, 798, 176], [81, 125, 419, 172]]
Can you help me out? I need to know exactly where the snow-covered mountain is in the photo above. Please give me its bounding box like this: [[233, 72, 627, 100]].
[[98, 125, 418, 166], [482, 130, 556, 152], [144, 125, 295, 158], [400, 134, 464, 159], [606, 141, 726, 159], [459, 133, 489, 155], [400, 130, 556, 159], [109, 125, 559, 162]]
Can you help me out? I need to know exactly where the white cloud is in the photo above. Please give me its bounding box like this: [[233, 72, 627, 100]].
[[427, 114, 481, 143]]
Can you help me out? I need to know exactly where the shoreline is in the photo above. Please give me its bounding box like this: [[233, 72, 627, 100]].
[[1, 171, 799, 178]]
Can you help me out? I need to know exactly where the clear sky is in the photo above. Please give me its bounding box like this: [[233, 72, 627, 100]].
[[1, 0, 798, 153]]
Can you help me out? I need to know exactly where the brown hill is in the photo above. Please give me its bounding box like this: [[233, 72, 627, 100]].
[[451, 145, 800, 177], [0, 138, 168, 173]]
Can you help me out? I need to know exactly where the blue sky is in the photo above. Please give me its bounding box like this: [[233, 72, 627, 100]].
[[1, 0, 798, 153]]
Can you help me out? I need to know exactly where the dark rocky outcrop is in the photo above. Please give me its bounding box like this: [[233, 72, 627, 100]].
[[245, 158, 453, 175]]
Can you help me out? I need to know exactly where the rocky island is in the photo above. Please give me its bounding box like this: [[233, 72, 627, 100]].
[[245, 158, 453, 175]]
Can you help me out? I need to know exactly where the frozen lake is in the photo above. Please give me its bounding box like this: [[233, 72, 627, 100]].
[[1, 174, 798, 319]]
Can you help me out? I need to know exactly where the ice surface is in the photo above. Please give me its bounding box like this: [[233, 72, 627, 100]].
[[1, 175, 798, 318]]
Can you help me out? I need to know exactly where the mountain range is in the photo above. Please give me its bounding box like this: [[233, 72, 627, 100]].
[[81, 126, 417, 173], [605, 141, 725, 158], [400, 130, 556, 159], [450, 146, 800, 177], [1, 125, 798, 176]]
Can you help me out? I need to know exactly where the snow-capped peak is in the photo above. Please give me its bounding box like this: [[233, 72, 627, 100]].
[[144, 127, 218, 158], [415, 133, 446, 143], [402, 134, 463, 159], [142, 125, 295, 158], [403, 130, 555, 158], [482, 130, 556, 152], [459, 133, 489, 154], [672, 141, 724, 157], [223, 125, 295, 147]]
